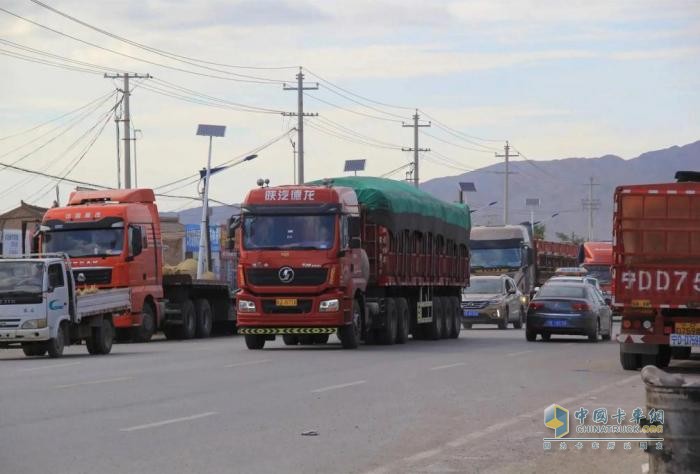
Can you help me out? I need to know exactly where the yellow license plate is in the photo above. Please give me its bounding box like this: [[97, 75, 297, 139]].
[[631, 299, 652, 308], [276, 298, 297, 307], [675, 322, 700, 335]]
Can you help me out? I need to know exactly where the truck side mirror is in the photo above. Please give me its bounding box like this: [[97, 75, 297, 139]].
[[348, 216, 361, 239], [129, 225, 143, 258], [350, 237, 361, 249]]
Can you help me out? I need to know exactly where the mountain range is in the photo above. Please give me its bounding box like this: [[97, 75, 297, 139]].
[[171, 140, 700, 241]]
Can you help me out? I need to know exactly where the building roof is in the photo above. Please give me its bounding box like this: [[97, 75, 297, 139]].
[[0, 201, 48, 221]]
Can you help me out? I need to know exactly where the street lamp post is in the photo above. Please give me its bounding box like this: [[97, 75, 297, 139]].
[[133, 129, 142, 188]]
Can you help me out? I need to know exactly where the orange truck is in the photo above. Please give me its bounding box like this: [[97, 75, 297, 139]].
[[613, 171, 700, 369], [41, 189, 237, 341], [578, 241, 613, 296]]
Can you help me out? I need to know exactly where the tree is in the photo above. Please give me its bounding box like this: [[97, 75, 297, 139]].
[[533, 223, 546, 240], [555, 231, 586, 245]]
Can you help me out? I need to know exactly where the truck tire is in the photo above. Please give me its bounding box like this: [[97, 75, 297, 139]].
[[22, 342, 47, 357], [133, 304, 156, 343], [298, 335, 314, 345], [497, 308, 508, 330], [313, 334, 329, 344], [194, 299, 213, 339], [513, 308, 524, 329], [439, 298, 450, 339], [449, 297, 461, 339], [244, 334, 265, 349], [180, 299, 196, 340], [672, 346, 692, 360], [283, 335, 299, 346], [378, 298, 398, 345], [90, 317, 114, 355], [427, 298, 443, 340], [162, 325, 179, 340], [395, 297, 410, 344], [462, 323, 472, 330], [338, 299, 361, 349], [46, 323, 65, 358], [620, 346, 640, 370]]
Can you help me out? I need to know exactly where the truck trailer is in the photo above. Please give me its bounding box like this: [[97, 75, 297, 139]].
[[0, 254, 130, 357], [41, 189, 237, 342], [235, 177, 471, 349], [614, 171, 700, 370]]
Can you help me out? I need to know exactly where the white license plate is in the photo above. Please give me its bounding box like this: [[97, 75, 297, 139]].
[[670, 333, 700, 347]]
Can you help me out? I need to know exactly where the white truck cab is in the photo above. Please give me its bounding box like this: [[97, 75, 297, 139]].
[[0, 254, 130, 357]]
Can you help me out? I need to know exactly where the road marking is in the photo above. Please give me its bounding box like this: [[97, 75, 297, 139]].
[[363, 374, 640, 474], [18, 362, 81, 372], [120, 412, 217, 432], [429, 362, 466, 371], [55, 377, 132, 389], [224, 359, 270, 368], [506, 350, 533, 357], [311, 380, 366, 393], [642, 462, 649, 474]]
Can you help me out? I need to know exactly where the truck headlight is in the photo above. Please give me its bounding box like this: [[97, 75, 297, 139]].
[[21, 319, 47, 329], [520, 296, 528, 305], [238, 300, 256, 313], [319, 299, 340, 312]]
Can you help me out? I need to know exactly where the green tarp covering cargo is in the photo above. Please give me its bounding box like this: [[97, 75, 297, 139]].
[[317, 176, 471, 246]]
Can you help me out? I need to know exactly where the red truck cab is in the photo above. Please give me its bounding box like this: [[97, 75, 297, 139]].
[[614, 172, 700, 369], [579, 241, 613, 295], [41, 189, 163, 342], [235, 184, 366, 347]]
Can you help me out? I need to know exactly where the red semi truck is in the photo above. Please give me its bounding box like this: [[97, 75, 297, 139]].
[[41, 188, 237, 341], [614, 171, 700, 370], [235, 177, 471, 350], [578, 241, 613, 296]]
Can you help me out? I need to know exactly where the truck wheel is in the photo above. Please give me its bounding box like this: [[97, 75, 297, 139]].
[[283, 335, 299, 346], [244, 334, 265, 350], [298, 335, 314, 345], [428, 298, 443, 340], [497, 308, 508, 330], [313, 334, 329, 344], [133, 304, 156, 343], [46, 323, 65, 358], [22, 343, 47, 357], [91, 317, 114, 355], [672, 347, 692, 359], [378, 298, 398, 345], [449, 297, 461, 339], [395, 297, 410, 344], [525, 328, 537, 342], [620, 346, 640, 370], [194, 299, 213, 338], [338, 299, 361, 349], [180, 299, 196, 340], [162, 325, 179, 340], [462, 323, 472, 330], [513, 308, 524, 329], [439, 298, 450, 338]]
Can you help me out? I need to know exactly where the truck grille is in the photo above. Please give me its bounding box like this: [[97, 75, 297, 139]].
[[73, 268, 112, 285], [462, 301, 489, 310], [247, 268, 328, 286], [0, 319, 21, 328], [262, 299, 313, 314]]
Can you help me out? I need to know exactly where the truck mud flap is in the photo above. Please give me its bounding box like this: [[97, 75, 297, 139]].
[[239, 327, 337, 335]]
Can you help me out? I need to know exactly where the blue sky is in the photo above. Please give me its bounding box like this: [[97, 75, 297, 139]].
[[0, 0, 698, 211]]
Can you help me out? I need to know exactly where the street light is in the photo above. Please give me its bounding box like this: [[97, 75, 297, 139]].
[[458, 182, 476, 204], [469, 201, 498, 214], [196, 124, 226, 279], [525, 197, 541, 232], [133, 129, 142, 188]]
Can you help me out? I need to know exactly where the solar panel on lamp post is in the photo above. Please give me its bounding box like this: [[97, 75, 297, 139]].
[[525, 197, 541, 234], [196, 124, 226, 279], [344, 159, 366, 176], [458, 182, 476, 204]]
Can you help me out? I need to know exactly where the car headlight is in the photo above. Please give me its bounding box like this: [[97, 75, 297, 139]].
[[319, 299, 340, 312], [21, 319, 47, 329], [237, 300, 256, 313], [520, 295, 528, 305]]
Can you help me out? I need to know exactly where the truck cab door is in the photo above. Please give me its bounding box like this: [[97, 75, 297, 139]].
[[47, 263, 69, 327]]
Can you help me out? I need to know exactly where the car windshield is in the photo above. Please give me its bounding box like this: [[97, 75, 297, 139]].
[[43, 228, 124, 257], [583, 265, 611, 284], [0, 262, 44, 294], [470, 248, 521, 269], [243, 214, 335, 250], [537, 285, 586, 299], [463, 279, 502, 294]]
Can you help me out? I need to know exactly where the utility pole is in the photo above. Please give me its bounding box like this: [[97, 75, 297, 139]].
[[104, 72, 151, 188], [402, 110, 431, 188], [582, 177, 601, 241], [133, 128, 142, 188], [495, 141, 519, 225], [283, 67, 318, 184]]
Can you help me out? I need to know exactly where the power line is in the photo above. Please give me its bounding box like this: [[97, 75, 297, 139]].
[[0, 37, 118, 73], [418, 109, 502, 145], [423, 129, 497, 154], [304, 93, 403, 123], [0, 47, 106, 75], [27, 0, 297, 71], [306, 121, 401, 150], [315, 116, 403, 148]]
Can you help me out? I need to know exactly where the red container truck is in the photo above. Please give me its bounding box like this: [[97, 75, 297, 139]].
[[235, 177, 471, 350], [614, 171, 700, 370], [578, 241, 613, 296]]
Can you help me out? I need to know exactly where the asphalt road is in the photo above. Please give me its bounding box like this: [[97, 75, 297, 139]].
[[1, 325, 698, 474]]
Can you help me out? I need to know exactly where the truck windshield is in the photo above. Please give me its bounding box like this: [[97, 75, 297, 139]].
[[243, 215, 335, 250], [43, 229, 124, 257], [0, 262, 44, 293], [463, 279, 502, 294], [470, 248, 522, 269], [582, 265, 611, 284]]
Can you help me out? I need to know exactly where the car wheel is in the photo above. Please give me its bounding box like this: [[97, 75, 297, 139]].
[[513, 307, 524, 329], [462, 322, 472, 329], [588, 320, 600, 342], [497, 308, 508, 330], [541, 332, 551, 341], [525, 328, 536, 341]]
